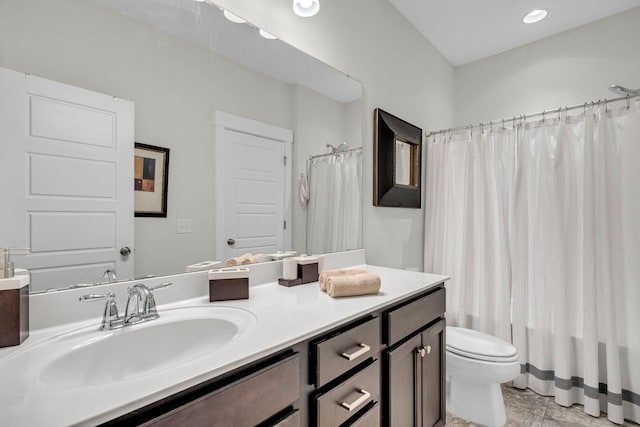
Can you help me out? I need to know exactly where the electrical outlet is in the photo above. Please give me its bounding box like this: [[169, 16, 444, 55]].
[[177, 218, 192, 234]]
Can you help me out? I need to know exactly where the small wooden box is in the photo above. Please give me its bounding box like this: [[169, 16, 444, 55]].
[[0, 277, 29, 348], [209, 278, 249, 302], [278, 277, 303, 287], [298, 262, 319, 284], [208, 268, 249, 302]]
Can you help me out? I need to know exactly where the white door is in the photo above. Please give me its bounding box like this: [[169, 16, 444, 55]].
[[215, 112, 292, 261], [0, 67, 134, 292]]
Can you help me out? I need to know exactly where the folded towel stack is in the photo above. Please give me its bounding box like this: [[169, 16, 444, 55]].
[[226, 253, 253, 267], [319, 268, 367, 291], [319, 269, 381, 298]]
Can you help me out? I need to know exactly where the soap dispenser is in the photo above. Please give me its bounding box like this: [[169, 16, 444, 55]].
[[0, 248, 31, 348]]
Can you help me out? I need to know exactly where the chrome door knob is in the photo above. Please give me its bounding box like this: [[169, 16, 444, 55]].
[[120, 246, 132, 256], [227, 238, 236, 246]]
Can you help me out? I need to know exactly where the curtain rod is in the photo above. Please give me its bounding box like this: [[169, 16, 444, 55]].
[[308, 146, 362, 160], [425, 93, 640, 138]]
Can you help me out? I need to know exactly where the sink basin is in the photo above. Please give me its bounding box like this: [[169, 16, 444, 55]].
[[1, 306, 256, 388]]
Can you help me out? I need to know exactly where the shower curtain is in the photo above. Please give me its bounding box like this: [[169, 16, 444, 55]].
[[306, 149, 362, 255], [424, 102, 640, 424]]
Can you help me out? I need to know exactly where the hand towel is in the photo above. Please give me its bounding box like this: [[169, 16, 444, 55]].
[[299, 173, 309, 206], [225, 253, 253, 267], [326, 272, 381, 298], [318, 268, 368, 291], [248, 254, 266, 264]]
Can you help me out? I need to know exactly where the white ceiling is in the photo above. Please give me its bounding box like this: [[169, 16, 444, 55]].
[[389, 0, 640, 66]]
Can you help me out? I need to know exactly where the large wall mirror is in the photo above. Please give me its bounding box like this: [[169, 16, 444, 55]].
[[0, 0, 363, 292]]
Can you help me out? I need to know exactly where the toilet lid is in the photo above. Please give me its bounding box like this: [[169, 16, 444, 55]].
[[446, 326, 518, 363]]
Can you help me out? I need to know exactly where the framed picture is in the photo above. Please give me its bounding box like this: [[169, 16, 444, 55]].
[[134, 142, 170, 217], [373, 108, 422, 208]]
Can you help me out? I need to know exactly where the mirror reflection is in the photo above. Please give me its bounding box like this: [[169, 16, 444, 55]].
[[0, 0, 363, 292]]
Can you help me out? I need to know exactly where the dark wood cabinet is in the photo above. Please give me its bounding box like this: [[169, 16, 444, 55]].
[[383, 286, 446, 427], [385, 323, 445, 427]]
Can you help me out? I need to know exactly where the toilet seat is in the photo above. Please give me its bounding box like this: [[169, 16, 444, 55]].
[[446, 326, 518, 363]]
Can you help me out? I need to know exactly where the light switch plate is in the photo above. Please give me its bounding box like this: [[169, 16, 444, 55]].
[[177, 218, 192, 234]]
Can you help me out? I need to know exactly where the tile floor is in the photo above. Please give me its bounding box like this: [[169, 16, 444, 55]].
[[446, 385, 639, 426]]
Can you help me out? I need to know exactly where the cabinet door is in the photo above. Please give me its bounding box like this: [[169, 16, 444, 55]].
[[419, 320, 445, 427], [385, 320, 445, 427], [385, 334, 422, 427]]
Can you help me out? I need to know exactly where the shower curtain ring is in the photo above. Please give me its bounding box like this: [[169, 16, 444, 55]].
[[502, 118, 505, 130], [627, 94, 631, 109], [542, 110, 546, 123]]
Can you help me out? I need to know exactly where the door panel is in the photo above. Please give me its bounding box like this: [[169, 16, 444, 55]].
[[219, 115, 291, 260], [421, 321, 446, 427], [0, 67, 134, 291], [386, 334, 422, 427]]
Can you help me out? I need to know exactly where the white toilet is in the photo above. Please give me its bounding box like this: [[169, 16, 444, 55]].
[[446, 326, 520, 426]]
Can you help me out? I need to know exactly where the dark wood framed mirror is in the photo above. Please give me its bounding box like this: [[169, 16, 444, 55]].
[[373, 108, 422, 208]]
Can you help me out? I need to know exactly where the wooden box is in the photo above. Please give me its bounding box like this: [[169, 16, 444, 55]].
[[0, 277, 29, 348], [208, 268, 249, 302]]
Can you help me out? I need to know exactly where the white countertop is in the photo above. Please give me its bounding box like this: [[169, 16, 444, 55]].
[[0, 263, 447, 426]]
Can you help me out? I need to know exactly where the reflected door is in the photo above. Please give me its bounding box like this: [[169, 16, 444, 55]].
[[215, 112, 292, 262], [0, 67, 135, 291]]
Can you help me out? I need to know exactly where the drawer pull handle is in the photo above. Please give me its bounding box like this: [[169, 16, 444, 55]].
[[341, 343, 371, 361], [340, 389, 371, 412]]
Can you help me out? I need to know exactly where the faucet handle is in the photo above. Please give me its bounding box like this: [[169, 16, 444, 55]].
[[149, 281, 172, 291], [143, 282, 172, 318], [79, 292, 123, 330]]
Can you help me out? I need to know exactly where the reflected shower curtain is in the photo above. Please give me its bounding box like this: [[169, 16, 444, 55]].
[[425, 103, 640, 424], [306, 150, 362, 255]]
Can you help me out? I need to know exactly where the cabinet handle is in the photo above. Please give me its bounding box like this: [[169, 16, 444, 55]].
[[340, 343, 371, 361], [340, 389, 371, 412]]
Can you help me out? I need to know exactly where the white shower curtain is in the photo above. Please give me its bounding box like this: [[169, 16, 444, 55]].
[[425, 102, 640, 424], [306, 149, 362, 255]]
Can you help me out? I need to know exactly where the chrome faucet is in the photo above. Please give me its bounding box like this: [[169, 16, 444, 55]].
[[102, 268, 118, 282], [79, 281, 172, 330], [124, 282, 173, 325], [79, 292, 124, 330]]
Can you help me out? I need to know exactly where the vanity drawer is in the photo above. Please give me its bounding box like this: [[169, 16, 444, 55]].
[[267, 408, 301, 427], [145, 354, 299, 427], [384, 286, 445, 346], [314, 360, 380, 427], [345, 401, 380, 426], [312, 317, 380, 387]]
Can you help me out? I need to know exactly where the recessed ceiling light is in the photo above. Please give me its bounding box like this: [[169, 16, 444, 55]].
[[223, 10, 246, 24], [293, 0, 320, 17], [522, 9, 548, 24], [259, 29, 277, 40]]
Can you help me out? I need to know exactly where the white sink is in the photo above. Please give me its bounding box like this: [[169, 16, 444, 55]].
[[0, 305, 256, 388]]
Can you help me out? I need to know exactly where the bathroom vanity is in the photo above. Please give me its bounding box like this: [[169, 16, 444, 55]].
[[0, 252, 447, 426]]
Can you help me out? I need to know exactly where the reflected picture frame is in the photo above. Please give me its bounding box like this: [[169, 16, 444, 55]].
[[373, 108, 422, 208], [134, 142, 170, 217]]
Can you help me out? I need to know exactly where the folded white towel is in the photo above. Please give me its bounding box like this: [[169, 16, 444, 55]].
[[319, 268, 368, 291], [326, 272, 381, 298], [225, 253, 253, 267]]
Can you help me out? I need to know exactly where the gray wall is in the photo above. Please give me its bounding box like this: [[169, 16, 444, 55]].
[[454, 7, 640, 126], [213, 0, 457, 271]]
